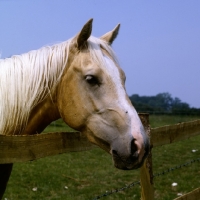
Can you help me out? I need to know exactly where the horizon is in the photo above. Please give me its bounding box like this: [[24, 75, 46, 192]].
[[129, 92, 199, 109]]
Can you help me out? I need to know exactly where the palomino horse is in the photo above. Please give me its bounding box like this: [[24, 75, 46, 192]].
[[0, 19, 149, 198]]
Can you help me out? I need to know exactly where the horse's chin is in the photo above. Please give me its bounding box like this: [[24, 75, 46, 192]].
[[112, 153, 144, 170], [113, 161, 144, 170]]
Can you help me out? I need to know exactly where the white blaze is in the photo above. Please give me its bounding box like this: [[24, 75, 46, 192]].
[[104, 56, 138, 119], [104, 56, 146, 159]]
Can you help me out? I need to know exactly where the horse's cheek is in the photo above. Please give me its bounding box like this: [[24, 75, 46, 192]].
[[57, 81, 87, 130]]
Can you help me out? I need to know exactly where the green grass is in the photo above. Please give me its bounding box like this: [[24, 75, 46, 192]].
[[150, 114, 200, 128], [42, 119, 75, 133], [3, 115, 200, 200]]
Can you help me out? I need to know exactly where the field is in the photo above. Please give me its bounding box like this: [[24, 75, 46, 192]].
[[3, 115, 200, 200]]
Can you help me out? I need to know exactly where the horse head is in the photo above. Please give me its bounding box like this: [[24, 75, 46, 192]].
[[57, 19, 150, 170]]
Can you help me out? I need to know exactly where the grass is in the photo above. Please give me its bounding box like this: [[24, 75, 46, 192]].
[[3, 115, 200, 200]]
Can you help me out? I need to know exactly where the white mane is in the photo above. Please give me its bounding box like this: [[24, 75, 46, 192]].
[[0, 36, 118, 135]]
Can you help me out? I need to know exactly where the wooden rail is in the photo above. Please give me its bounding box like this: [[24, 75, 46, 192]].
[[151, 119, 200, 147], [0, 132, 95, 164], [174, 187, 200, 200]]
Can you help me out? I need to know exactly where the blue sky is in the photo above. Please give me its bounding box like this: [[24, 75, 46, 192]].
[[0, 0, 200, 107]]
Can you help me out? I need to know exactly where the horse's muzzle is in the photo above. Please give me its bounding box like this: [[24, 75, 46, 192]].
[[111, 139, 148, 170], [112, 150, 142, 170]]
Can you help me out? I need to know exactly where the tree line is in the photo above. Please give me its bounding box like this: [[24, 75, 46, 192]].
[[129, 92, 200, 115]]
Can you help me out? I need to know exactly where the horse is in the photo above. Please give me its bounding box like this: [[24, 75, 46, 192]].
[[0, 19, 150, 198]]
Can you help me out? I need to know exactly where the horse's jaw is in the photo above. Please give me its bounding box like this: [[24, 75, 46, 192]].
[[83, 114, 150, 170]]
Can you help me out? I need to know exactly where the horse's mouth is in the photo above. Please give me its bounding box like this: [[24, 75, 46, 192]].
[[112, 150, 144, 170]]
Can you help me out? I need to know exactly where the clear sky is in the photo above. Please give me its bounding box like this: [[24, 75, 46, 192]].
[[0, 0, 200, 108]]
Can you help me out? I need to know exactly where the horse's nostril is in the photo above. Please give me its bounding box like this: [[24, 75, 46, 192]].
[[131, 139, 138, 155], [112, 150, 118, 156]]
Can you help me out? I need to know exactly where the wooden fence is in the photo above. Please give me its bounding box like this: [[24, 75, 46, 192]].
[[0, 114, 200, 199], [139, 114, 200, 200]]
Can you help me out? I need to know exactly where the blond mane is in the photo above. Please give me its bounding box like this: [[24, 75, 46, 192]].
[[0, 36, 118, 135]]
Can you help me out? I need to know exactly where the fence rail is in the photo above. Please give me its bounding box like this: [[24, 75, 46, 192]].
[[0, 132, 95, 164], [174, 187, 200, 200], [151, 119, 200, 147], [0, 114, 200, 199]]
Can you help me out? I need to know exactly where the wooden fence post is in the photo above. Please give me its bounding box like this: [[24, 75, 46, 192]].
[[139, 113, 154, 200]]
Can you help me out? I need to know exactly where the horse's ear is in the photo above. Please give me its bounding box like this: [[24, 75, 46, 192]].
[[100, 24, 120, 45], [77, 18, 93, 49]]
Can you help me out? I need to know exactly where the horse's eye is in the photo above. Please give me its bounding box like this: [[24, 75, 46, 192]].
[[85, 75, 100, 86]]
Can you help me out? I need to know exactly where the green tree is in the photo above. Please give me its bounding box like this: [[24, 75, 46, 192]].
[[129, 93, 199, 115]]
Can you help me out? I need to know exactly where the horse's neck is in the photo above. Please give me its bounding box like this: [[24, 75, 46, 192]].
[[21, 95, 61, 135]]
